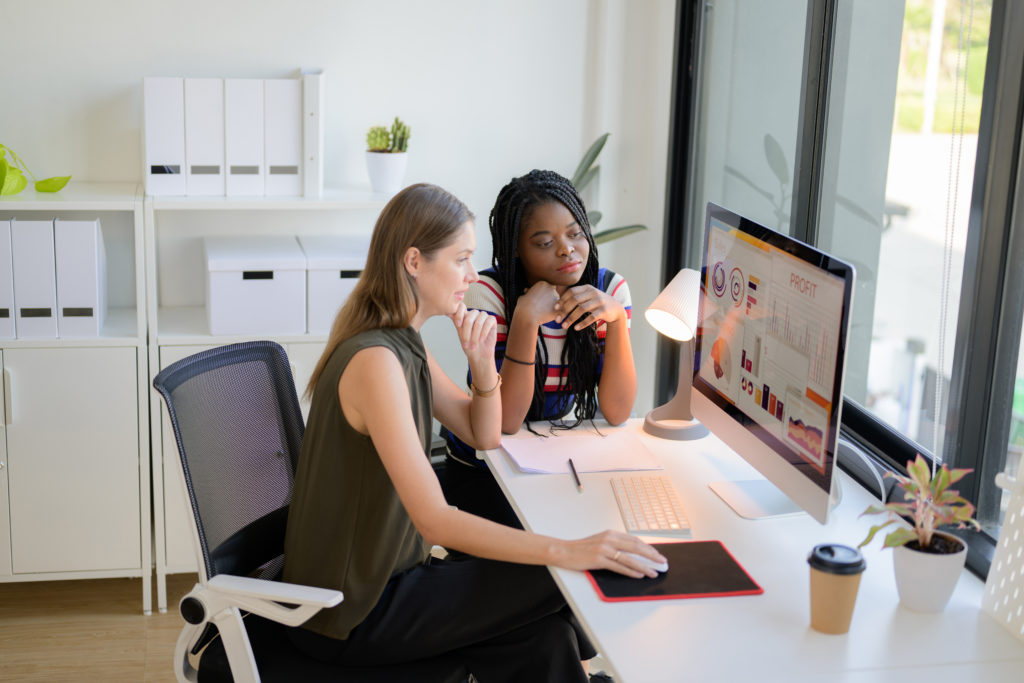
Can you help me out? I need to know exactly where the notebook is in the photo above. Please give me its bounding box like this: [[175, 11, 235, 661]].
[[586, 541, 762, 602]]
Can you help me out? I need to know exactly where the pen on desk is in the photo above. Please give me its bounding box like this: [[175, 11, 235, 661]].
[[568, 458, 583, 493]]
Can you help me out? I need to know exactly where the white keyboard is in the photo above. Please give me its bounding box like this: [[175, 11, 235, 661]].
[[611, 474, 692, 537]]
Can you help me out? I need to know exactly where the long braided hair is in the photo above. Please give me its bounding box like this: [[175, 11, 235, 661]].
[[489, 169, 601, 430]]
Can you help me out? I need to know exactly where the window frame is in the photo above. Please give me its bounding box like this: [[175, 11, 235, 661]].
[[662, 0, 1024, 578]]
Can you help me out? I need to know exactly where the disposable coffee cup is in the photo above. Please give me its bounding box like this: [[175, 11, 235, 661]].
[[807, 543, 866, 634]]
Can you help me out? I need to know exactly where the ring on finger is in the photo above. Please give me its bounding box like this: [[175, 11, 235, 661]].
[[613, 550, 620, 562]]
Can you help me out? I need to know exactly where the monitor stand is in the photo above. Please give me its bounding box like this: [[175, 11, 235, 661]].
[[709, 477, 843, 520], [708, 480, 804, 519]]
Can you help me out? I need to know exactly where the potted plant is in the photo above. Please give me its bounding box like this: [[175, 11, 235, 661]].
[[365, 117, 409, 195], [858, 453, 980, 612], [570, 133, 648, 244], [1, 144, 71, 195]]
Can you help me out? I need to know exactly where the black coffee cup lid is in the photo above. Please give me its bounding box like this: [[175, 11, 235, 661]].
[[807, 544, 866, 575]]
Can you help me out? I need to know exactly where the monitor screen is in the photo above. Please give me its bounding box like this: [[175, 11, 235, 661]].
[[691, 203, 855, 524]]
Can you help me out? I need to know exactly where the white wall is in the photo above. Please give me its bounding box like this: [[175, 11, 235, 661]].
[[1, 0, 674, 414]]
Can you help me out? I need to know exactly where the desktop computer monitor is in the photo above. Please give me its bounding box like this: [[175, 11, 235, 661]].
[[691, 203, 855, 524]]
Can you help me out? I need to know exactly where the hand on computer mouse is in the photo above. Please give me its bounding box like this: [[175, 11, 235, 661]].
[[559, 531, 666, 578], [620, 551, 669, 574]]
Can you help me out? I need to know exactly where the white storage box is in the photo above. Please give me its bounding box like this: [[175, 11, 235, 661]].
[[205, 236, 306, 335], [55, 218, 106, 338], [0, 220, 15, 339], [11, 218, 58, 339], [298, 235, 370, 335]]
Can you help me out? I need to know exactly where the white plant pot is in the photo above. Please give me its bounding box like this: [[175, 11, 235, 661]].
[[892, 531, 967, 612], [365, 151, 408, 195]]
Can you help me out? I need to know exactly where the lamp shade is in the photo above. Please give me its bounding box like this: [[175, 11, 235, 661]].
[[645, 268, 701, 341]]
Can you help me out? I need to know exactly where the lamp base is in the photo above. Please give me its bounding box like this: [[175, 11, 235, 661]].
[[644, 335, 707, 440], [643, 410, 708, 441]]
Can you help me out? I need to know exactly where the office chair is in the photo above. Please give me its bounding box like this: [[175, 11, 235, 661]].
[[153, 341, 467, 683]]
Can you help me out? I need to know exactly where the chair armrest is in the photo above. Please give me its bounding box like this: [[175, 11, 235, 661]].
[[189, 575, 343, 628], [174, 576, 343, 683], [208, 574, 343, 608]]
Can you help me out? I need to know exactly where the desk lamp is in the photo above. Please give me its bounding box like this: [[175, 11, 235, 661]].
[[643, 267, 708, 440]]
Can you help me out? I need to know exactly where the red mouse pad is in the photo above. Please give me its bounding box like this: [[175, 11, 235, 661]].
[[586, 541, 762, 602]]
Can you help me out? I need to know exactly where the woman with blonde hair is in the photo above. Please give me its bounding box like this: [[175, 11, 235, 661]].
[[283, 183, 662, 682]]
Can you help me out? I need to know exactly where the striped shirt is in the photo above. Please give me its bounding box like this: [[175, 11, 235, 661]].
[[443, 266, 631, 465]]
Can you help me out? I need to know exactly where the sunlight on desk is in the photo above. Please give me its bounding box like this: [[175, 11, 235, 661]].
[[483, 419, 1024, 683]]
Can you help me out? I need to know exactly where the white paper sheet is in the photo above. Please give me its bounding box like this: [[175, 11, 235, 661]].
[[500, 425, 662, 474]]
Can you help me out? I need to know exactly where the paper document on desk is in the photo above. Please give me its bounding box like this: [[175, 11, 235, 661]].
[[500, 427, 661, 474]]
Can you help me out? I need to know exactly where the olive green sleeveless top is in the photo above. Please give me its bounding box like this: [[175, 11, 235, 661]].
[[283, 326, 432, 639]]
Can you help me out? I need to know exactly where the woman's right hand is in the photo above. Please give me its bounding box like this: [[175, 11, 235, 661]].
[[554, 530, 667, 579], [517, 281, 562, 327]]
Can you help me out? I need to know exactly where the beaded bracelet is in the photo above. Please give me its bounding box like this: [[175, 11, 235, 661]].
[[470, 374, 503, 398], [503, 354, 536, 366]]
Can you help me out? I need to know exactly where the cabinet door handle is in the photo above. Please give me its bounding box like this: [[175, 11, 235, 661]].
[[3, 368, 11, 426]]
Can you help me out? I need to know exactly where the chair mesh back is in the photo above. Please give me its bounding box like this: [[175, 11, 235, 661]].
[[153, 341, 304, 581]]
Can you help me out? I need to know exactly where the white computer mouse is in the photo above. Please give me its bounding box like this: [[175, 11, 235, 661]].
[[622, 552, 669, 573]]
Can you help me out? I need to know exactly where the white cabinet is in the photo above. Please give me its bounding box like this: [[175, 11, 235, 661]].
[[0, 184, 377, 614], [157, 344, 214, 576], [5, 347, 140, 573], [146, 190, 382, 611], [0, 184, 151, 612], [0, 352, 10, 577]]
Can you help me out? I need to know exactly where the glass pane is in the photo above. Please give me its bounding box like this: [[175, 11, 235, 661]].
[[1006, 330, 1024, 525], [816, 0, 992, 461], [689, 0, 810, 238]]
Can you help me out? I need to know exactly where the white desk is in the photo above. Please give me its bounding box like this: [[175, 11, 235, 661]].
[[482, 419, 1024, 683]]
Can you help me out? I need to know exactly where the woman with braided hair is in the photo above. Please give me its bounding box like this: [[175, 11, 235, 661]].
[[440, 169, 637, 527]]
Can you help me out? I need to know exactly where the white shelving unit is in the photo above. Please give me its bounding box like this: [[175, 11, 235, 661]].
[[0, 183, 152, 613], [144, 189, 387, 612]]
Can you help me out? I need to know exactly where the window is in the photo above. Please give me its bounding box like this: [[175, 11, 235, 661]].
[[687, 0, 809, 238], [669, 0, 1024, 575], [1009, 333, 1024, 514], [817, 1, 991, 456]]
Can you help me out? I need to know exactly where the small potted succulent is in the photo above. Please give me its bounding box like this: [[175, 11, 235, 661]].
[[858, 453, 980, 612], [365, 117, 410, 195]]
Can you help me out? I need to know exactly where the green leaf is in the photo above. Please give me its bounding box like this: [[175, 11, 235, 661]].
[[907, 454, 932, 490], [857, 520, 895, 548], [593, 224, 646, 245], [763, 133, 790, 186], [10, 173, 27, 194], [863, 501, 911, 517], [1, 167, 27, 195], [933, 463, 952, 496], [946, 467, 972, 485], [571, 133, 610, 188], [0, 156, 7, 191], [574, 166, 600, 193], [587, 210, 603, 227], [882, 526, 919, 548], [34, 175, 71, 193]]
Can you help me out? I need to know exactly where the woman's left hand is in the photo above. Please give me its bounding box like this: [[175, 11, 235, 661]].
[[450, 303, 497, 362], [555, 285, 626, 331]]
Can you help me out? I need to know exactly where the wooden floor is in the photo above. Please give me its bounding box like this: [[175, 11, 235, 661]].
[[0, 573, 611, 681], [0, 573, 196, 682]]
